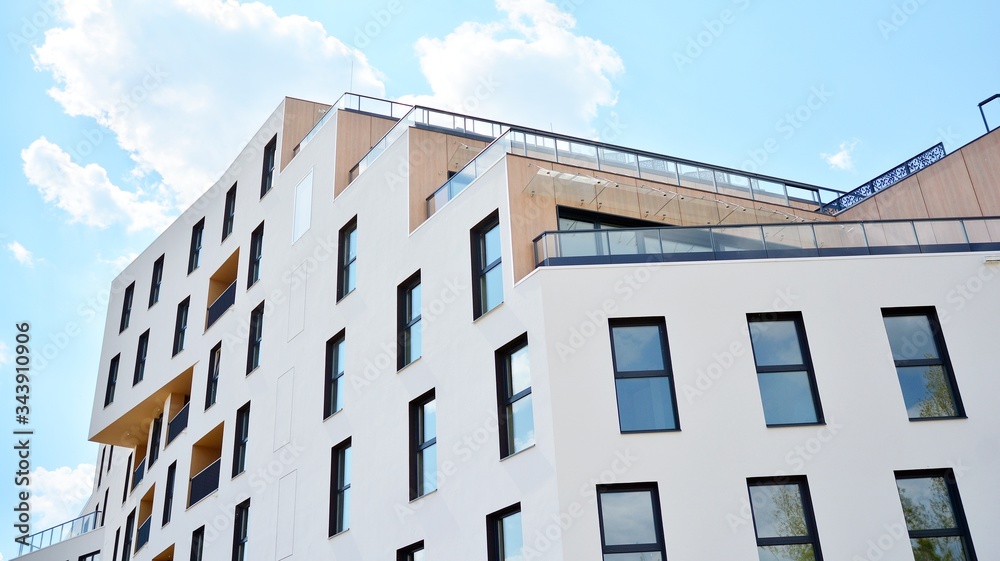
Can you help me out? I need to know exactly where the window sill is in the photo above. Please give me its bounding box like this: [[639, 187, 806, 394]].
[[323, 409, 344, 422], [246, 365, 260, 377], [908, 415, 968, 422], [500, 443, 535, 461], [397, 356, 422, 374], [409, 488, 438, 503], [328, 528, 350, 540], [620, 427, 681, 434], [473, 301, 505, 323], [336, 289, 355, 303], [764, 421, 826, 428]]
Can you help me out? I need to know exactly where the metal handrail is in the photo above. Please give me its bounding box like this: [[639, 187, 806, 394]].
[[16, 510, 101, 556]]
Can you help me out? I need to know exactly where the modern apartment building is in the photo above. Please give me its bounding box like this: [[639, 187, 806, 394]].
[[17, 93, 1000, 561]]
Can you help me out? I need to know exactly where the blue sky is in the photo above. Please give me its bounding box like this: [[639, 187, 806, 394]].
[[0, 0, 997, 557]]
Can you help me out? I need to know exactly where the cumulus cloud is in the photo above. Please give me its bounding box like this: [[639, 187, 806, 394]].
[[401, 0, 624, 137], [7, 242, 36, 267], [32, 0, 384, 211], [29, 464, 96, 531], [821, 139, 861, 171]]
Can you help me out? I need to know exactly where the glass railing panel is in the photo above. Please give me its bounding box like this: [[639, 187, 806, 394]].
[[524, 133, 557, 161], [678, 164, 716, 192], [914, 220, 969, 249], [964, 218, 1000, 247], [358, 96, 391, 116], [136, 516, 151, 551], [509, 131, 527, 156], [608, 228, 662, 256], [637, 156, 679, 184], [763, 224, 817, 256], [167, 403, 190, 444], [863, 222, 917, 249], [447, 167, 475, 199], [713, 226, 766, 255], [751, 179, 789, 206], [659, 227, 714, 255], [206, 280, 237, 329], [598, 147, 639, 177], [132, 458, 146, 490], [189, 459, 222, 506], [715, 171, 752, 198], [814, 223, 868, 253], [786, 185, 820, 205], [474, 135, 510, 177], [556, 139, 599, 170], [557, 231, 606, 258]]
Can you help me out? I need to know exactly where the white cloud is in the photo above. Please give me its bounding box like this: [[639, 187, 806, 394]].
[[401, 0, 624, 138], [821, 139, 861, 171], [32, 0, 384, 211], [29, 464, 96, 531], [100, 252, 139, 274], [22, 137, 173, 232], [0, 341, 9, 367], [7, 242, 35, 267]]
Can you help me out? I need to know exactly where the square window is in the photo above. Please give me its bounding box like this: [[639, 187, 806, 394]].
[[597, 484, 667, 560], [609, 319, 679, 432], [747, 313, 824, 426]]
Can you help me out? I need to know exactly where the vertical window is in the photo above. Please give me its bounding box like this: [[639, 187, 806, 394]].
[[260, 135, 277, 198], [882, 308, 965, 419], [248, 222, 264, 288], [329, 438, 351, 536], [233, 402, 250, 477], [162, 462, 176, 526], [206, 343, 221, 409], [122, 509, 135, 560], [410, 390, 437, 499], [98, 447, 106, 487], [472, 212, 503, 318], [133, 330, 149, 385], [149, 254, 164, 308], [79, 552, 100, 561], [497, 335, 534, 457], [597, 484, 668, 560], [173, 297, 190, 356], [747, 313, 824, 426], [122, 453, 132, 503], [148, 414, 162, 467], [119, 282, 134, 332], [105, 354, 120, 407], [896, 470, 977, 560], [397, 541, 425, 561], [337, 217, 358, 300], [232, 499, 250, 561], [397, 272, 421, 369], [188, 218, 204, 274], [608, 319, 679, 432], [748, 477, 823, 561], [101, 488, 109, 526], [486, 504, 523, 561], [112, 527, 120, 561], [324, 331, 346, 418], [246, 303, 264, 374], [190, 526, 205, 561], [222, 183, 237, 242]]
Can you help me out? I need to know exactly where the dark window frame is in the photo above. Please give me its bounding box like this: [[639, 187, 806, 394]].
[[329, 437, 352, 537], [149, 254, 164, 308], [119, 282, 134, 333], [397, 271, 422, 370], [486, 503, 522, 561], [260, 135, 277, 198], [397, 541, 425, 561], [105, 354, 120, 407], [206, 342, 221, 410], [173, 297, 190, 356], [222, 183, 237, 242], [112, 527, 120, 561], [409, 389, 437, 500], [133, 330, 149, 386], [246, 302, 264, 374], [496, 334, 533, 458], [162, 461, 176, 526], [472, 211, 503, 319], [747, 476, 824, 560], [79, 550, 101, 561], [232, 402, 251, 477], [232, 498, 250, 561], [248, 222, 264, 289], [122, 453, 132, 504], [190, 526, 205, 561], [148, 414, 162, 467], [747, 312, 825, 427], [596, 483, 669, 559], [122, 508, 135, 560], [188, 218, 205, 274], [895, 468, 978, 560], [324, 330, 346, 419], [337, 217, 358, 300], [608, 318, 681, 433]]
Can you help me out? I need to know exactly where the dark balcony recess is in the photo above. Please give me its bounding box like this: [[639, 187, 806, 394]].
[[189, 458, 221, 506], [206, 280, 237, 328], [167, 402, 190, 444], [135, 516, 152, 551]]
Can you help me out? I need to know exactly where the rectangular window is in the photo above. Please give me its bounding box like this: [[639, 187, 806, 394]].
[[486, 504, 523, 561], [497, 335, 534, 457], [397, 272, 421, 369], [148, 414, 162, 467], [112, 527, 120, 561], [222, 183, 237, 242], [609, 319, 679, 432], [233, 402, 250, 477], [324, 331, 346, 418], [206, 343, 221, 409], [895, 469, 976, 560], [122, 509, 135, 560], [260, 135, 277, 198], [98, 447, 106, 488], [246, 302, 264, 374], [173, 297, 190, 356], [597, 484, 668, 560], [337, 217, 358, 300], [79, 550, 100, 561], [410, 390, 437, 499], [133, 330, 149, 385], [149, 254, 164, 308], [122, 453, 132, 503], [248, 222, 264, 288], [162, 461, 176, 526], [105, 354, 120, 407], [188, 218, 204, 274], [397, 541, 425, 561], [232, 499, 250, 561], [101, 488, 109, 526], [190, 526, 205, 561], [882, 308, 965, 419], [747, 477, 823, 561], [472, 212, 503, 318], [329, 438, 351, 536], [747, 313, 824, 426], [119, 282, 134, 332]]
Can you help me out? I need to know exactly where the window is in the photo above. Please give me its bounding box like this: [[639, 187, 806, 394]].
[[410, 390, 437, 499], [472, 212, 503, 318], [337, 217, 357, 300], [233, 402, 250, 477], [148, 414, 162, 467], [149, 254, 164, 308], [222, 183, 237, 241], [173, 297, 190, 356], [497, 335, 534, 457], [133, 330, 149, 385], [105, 354, 120, 407], [329, 438, 351, 536], [397, 541, 425, 561], [260, 135, 276, 198], [747, 313, 824, 426], [206, 343, 221, 409], [190, 526, 205, 561], [882, 308, 965, 419], [188, 218, 204, 274], [122, 453, 132, 504], [324, 331, 346, 418], [119, 282, 134, 332], [397, 272, 421, 369], [162, 462, 176, 526], [895, 469, 977, 560], [597, 484, 668, 561], [79, 550, 100, 561], [232, 499, 250, 561], [101, 488, 109, 526], [246, 302, 264, 373], [747, 477, 823, 561], [248, 222, 264, 288], [98, 448, 106, 487], [122, 509, 135, 560], [608, 319, 679, 432], [112, 527, 120, 561], [486, 504, 523, 561]]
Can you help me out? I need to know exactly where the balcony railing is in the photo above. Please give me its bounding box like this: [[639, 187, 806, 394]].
[[189, 458, 222, 506], [534, 217, 1000, 267], [16, 510, 101, 556], [206, 280, 237, 329], [820, 143, 946, 214], [295, 93, 411, 156], [131, 458, 146, 490], [167, 402, 190, 445], [135, 516, 151, 552]]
